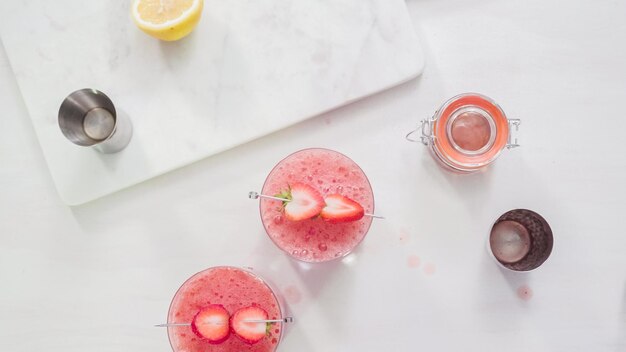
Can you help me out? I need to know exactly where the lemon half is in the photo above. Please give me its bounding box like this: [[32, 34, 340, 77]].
[[132, 0, 203, 41]]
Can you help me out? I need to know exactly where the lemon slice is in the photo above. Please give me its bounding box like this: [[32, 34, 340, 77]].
[[132, 0, 203, 41]]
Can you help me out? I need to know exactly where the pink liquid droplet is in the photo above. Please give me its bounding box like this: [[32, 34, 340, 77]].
[[284, 285, 302, 304], [407, 255, 421, 268], [517, 285, 533, 301], [318, 243, 328, 251], [423, 262, 437, 276], [399, 229, 410, 243]]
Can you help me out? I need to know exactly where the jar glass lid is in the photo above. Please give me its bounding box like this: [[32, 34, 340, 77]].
[[432, 93, 510, 170]]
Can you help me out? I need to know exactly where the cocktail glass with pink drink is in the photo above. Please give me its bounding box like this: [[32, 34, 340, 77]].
[[166, 266, 290, 352], [253, 148, 376, 263]]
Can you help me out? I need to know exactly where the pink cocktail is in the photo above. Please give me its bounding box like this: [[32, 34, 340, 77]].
[[260, 148, 375, 262], [167, 267, 284, 352]]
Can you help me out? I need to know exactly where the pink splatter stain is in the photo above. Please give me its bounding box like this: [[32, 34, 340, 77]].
[[399, 228, 410, 244], [283, 285, 302, 304], [517, 285, 533, 301], [423, 262, 437, 276], [407, 255, 421, 268]]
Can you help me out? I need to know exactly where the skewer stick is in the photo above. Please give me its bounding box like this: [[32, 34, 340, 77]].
[[154, 323, 191, 327], [249, 191, 384, 219], [155, 317, 294, 328]]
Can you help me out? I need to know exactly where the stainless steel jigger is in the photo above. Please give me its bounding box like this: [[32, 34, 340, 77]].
[[58, 89, 132, 153]]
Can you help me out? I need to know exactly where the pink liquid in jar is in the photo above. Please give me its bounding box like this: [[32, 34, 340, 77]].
[[425, 93, 516, 173], [450, 110, 492, 152]]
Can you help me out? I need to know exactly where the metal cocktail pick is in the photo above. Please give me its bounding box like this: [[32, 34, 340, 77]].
[[155, 317, 294, 328], [248, 191, 385, 219]]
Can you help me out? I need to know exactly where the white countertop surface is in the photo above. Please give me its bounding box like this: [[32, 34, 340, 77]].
[[0, 0, 423, 205], [1, 0, 625, 351]]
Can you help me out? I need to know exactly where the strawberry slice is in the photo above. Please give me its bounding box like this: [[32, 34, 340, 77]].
[[230, 306, 271, 344], [320, 194, 365, 223], [281, 183, 325, 221], [191, 304, 230, 344]]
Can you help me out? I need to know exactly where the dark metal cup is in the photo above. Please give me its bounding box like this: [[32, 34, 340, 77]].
[[58, 89, 132, 153], [488, 209, 553, 272]]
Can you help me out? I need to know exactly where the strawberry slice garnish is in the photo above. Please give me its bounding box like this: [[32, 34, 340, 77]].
[[229, 306, 271, 344], [191, 304, 231, 344], [320, 194, 365, 223], [280, 183, 325, 222]]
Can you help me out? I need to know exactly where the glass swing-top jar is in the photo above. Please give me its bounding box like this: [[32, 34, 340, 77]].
[[408, 93, 521, 173]]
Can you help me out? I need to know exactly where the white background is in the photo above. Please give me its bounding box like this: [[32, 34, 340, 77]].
[[0, 0, 423, 206], [1, 0, 625, 351]]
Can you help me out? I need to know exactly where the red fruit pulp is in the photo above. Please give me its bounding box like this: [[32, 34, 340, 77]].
[[260, 148, 374, 262], [167, 267, 282, 352]]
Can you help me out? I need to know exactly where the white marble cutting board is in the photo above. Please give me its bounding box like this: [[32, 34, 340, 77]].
[[0, 0, 423, 205]]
